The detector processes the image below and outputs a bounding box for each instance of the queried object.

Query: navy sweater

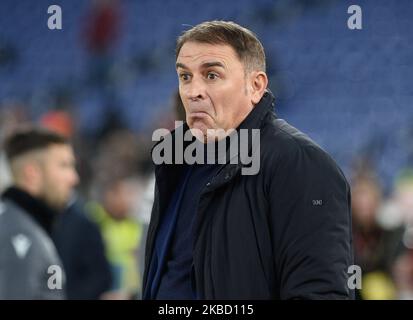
[148,161,220,299]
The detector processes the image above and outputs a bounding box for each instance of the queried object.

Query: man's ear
[25,162,40,182]
[18,159,42,192]
[249,71,268,105]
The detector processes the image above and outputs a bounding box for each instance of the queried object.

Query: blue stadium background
[0,0,412,191]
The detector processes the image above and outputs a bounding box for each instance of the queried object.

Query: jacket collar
[2,186,58,235]
[237,89,276,131]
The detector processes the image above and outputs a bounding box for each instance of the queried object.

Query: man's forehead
[47,143,70,151]
[176,42,239,68]
[46,144,74,158]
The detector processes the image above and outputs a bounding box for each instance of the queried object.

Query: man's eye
[207,72,218,80]
[179,73,190,81]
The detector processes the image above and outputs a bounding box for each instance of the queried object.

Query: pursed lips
[189,111,210,119]
[188,105,213,119]
[189,109,211,118]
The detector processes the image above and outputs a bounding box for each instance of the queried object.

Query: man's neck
[2,186,58,235]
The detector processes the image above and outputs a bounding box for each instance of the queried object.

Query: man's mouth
[189,111,210,118]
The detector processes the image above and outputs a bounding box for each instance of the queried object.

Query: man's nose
[185,77,206,100]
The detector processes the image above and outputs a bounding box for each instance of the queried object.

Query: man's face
[38,144,79,210]
[176,42,256,141]
[103,179,140,221]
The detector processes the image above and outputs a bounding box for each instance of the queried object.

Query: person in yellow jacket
[87,176,143,299]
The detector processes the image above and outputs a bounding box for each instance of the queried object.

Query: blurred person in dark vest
[0,126,78,299]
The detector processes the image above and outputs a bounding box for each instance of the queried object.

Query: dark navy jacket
[143,91,354,300]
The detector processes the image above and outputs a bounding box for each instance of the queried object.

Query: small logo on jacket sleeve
[11,234,32,259]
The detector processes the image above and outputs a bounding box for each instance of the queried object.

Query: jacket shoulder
[261,113,323,157]
[0,199,60,263]
[0,199,64,299]
[1,200,42,239]
[260,113,348,186]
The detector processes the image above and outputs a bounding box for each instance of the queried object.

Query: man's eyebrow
[175,61,226,70]
[176,62,188,70]
[200,61,226,69]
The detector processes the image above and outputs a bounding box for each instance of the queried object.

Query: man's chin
[190,123,234,142]
[47,198,68,212]
[190,127,207,142]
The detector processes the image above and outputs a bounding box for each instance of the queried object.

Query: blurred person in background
[85,128,148,299]
[40,112,113,299]
[351,168,404,300]
[82,0,121,107]
[0,127,78,299]
[52,197,113,299]
[0,105,29,193]
[390,169,413,299]
[87,175,143,299]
